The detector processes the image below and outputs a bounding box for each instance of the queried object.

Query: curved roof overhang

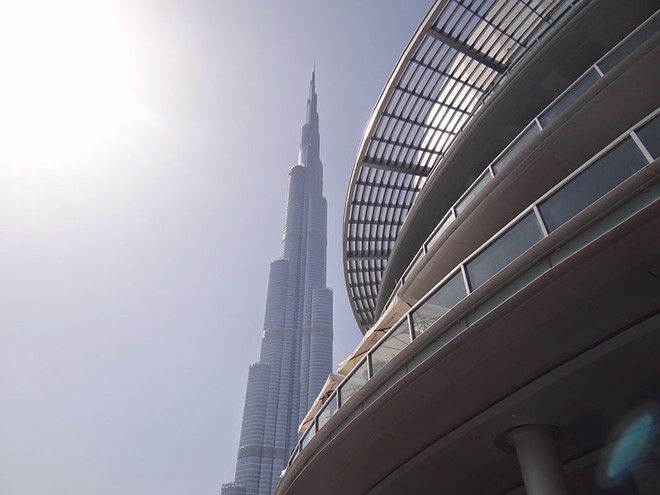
[343,0,584,332]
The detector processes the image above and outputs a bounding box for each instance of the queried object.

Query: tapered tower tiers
[222,72,333,495]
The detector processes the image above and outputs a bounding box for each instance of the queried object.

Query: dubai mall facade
[276,0,660,494]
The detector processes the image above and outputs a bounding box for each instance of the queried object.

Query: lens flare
[598,403,658,487]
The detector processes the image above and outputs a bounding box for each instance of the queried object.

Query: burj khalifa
[222,72,333,495]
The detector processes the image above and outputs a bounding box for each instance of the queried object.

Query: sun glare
[0,0,140,165]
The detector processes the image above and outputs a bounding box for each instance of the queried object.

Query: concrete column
[633,459,660,495]
[509,425,569,495]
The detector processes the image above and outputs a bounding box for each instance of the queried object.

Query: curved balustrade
[381,9,660,312]
[289,107,660,468]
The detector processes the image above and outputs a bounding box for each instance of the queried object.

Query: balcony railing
[288,106,660,469]
[382,9,660,313]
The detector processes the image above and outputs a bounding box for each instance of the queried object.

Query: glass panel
[406,248,426,278]
[338,359,369,405]
[288,444,300,465]
[492,122,540,173]
[466,212,543,289]
[539,138,647,232]
[598,13,660,74]
[636,114,660,159]
[455,169,492,215]
[426,210,455,250]
[317,394,338,429]
[369,320,411,376]
[412,271,467,335]
[538,69,601,128]
[301,422,315,449]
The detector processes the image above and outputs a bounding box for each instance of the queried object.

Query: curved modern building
[276,1,660,494]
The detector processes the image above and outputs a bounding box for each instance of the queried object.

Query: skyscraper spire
[222,74,333,495]
[301,70,320,170]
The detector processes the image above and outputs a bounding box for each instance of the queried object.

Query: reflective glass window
[539,69,601,128]
[636,114,660,159]
[455,169,492,215]
[317,394,338,429]
[492,122,540,173]
[539,138,647,232]
[369,320,411,376]
[301,422,315,448]
[338,359,369,405]
[466,212,543,289]
[598,14,660,74]
[412,271,467,335]
[426,210,455,250]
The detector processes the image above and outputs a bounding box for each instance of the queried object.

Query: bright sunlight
[0,0,140,164]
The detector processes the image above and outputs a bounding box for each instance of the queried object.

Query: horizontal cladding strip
[350,200,410,209]
[351,299,377,310]
[354,180,422,193]
[236,445,289,460]
[262,328,295,338]
[360,157,433,176]
[301,325,334,336]
[347,218,405,226]
[369,136,455,155]
[346,280,389,290]
[381,111,462,134]
[394,84,477,112]
[346,251,390,260]
[346,236,399,242]
[407,57,487,94]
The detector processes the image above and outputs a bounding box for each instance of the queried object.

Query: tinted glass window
[412,271,467,335]
[636,114,660,159]
[370,321,411,376]
[598,14,660,74]
[539,138,647,232]
[317,394,338,429]
[339,360,369,405]
[466,212,543,289]
[539,69,600,127]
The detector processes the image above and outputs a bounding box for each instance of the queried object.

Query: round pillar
[509,425,569,495]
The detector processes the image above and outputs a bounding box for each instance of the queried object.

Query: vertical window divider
[532,204,550,237]
[630,131,654,164]
[367,351,374,379]
[460,264,471,294]
[534,117,542,131]
[407,313,416,340]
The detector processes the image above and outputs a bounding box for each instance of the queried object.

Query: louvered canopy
[343,0,579,331]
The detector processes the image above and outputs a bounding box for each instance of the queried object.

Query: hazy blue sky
[0,1,433,493]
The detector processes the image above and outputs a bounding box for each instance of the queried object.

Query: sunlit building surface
[222,73,333,495]
[277,1,660,494]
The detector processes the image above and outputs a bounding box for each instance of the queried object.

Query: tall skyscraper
[222,72,333,495]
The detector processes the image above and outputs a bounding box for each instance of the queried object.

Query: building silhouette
[222,72,333,495]
[278,1,660,494]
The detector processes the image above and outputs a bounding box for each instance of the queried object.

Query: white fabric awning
[336,296,412,376]
[298,373,344,435]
